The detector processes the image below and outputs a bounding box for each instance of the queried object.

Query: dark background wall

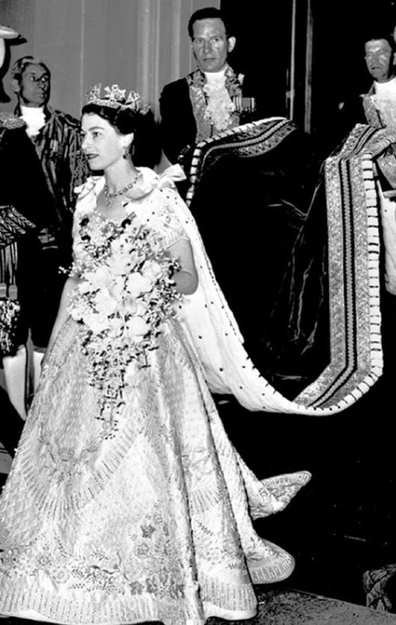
[221,0,293,116]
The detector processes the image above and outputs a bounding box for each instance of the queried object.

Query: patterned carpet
[2,588,396,625]
[208,587,396,625]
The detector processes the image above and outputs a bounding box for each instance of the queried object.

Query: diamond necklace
[103,172,142,207]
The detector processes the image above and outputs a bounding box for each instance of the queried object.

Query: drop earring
[122,144,129,159]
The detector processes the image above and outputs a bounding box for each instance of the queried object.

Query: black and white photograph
[1,1,396,623]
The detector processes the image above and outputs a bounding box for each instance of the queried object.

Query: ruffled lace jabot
[20,105,46,137]
[203,68,236,131]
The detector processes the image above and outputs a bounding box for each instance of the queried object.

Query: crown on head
[85,83,150,113]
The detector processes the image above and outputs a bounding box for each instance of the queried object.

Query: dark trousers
[16,233,67,350]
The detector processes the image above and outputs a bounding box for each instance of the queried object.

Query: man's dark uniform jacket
[159,69,286,166]
[0,112,52,246]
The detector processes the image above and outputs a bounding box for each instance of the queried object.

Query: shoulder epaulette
[0,112,25,130]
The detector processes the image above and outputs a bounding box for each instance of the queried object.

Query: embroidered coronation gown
[0,167,310,625]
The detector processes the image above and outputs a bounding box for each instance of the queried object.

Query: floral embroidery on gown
[0,167,310,625]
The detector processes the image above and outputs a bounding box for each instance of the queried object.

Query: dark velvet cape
[185,119,386,410]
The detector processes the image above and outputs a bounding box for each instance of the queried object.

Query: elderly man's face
[191,17,235,73]
[365,39,394,83]
[17,63,50,107]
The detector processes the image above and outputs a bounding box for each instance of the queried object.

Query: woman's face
[81,112,127,171]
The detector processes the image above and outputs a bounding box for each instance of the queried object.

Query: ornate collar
[187,66,244,137]
[187,65,244,97]
[0,111,25,129]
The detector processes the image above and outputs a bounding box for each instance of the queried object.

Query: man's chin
[198,60,224,73]
[370,69,386,79]
[31,98,48,107]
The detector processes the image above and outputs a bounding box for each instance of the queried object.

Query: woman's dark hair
[81,102,161,168]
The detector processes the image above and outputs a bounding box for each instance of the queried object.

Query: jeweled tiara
[85,83,150,113]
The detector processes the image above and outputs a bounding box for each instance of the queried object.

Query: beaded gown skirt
[0,316,309,625]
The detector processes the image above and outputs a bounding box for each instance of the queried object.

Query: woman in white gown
[0,84,313,625]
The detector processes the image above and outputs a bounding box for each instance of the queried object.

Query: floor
[234,587,396,624]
